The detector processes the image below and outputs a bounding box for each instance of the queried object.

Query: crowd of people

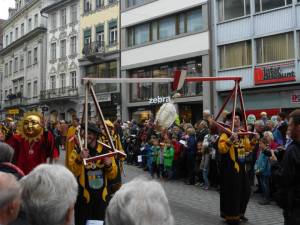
[0,108,300,225]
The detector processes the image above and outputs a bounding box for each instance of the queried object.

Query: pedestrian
[163,137,175,180]
[105,178,175,225]
[194,141,203,185]
[69,122,118,225]
[185,127,197,185]
[218,111,253,225]
[156,142,164,179]
[171,134,181,179]
[255,137,272,205]
[276,109,300,225]
[201,138,211,190]
[0,172,22,225]
[151,138,160,178]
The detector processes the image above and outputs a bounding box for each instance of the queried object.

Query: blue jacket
[186,135,197,155]
[255,150,271,177]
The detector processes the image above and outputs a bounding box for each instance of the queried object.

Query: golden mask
[18,111,44,142]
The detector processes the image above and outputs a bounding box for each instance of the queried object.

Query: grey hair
[20,164,78,225]
[0,172,22,209]
[264,131,274,141]
[255,120,265,127]
[0,142,14,163]
[106,178,175,225]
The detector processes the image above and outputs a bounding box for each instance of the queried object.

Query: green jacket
[164,146,175,168]
[152,146,160,165]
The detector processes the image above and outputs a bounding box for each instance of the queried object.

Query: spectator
[200,139,210,190]
[185,127,197,185]
[163,137,175,179]
[265,120,275,132]
[0,142,24,180]
[20,164,78,225]
[247,114,256,126]
[0,172,22,225]
[171,134,181,179]
[264,131,279,150]
[255,138,272,205]
[194,141,203,185]
[273,112,288,146]
[105,178,174,225]
[195,120,209,142]
[276,109,300,225]
[203,110,211,120]
[260,112,268,125]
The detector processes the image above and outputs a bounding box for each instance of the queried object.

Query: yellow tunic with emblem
[69,144,117,224]
[218,132,254,223]
[65,126,76,169]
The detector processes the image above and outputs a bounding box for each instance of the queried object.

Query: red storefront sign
[291,94,300,103]
[254,61,296,85]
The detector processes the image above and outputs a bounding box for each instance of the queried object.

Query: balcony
[40,87,79,101]
[3,95,28,108]
[82,41,106,58]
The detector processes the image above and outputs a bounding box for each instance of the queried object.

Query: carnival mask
[18,112,44,142]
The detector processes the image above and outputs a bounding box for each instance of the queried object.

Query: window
[96,25,104,46]
[96,0,104,9]
[108,0,116,4]
[219,41,252,70]
[21,23,24,36]
[15,27,18,40]
[51,13,57,29]
[28,18,32,31]
[34,14,38,28]
[6,35,8,46]
[50,76,56,89]
[5,90,8,100]
[256,33,294,64]
[71,5,77,22]
[61,9,67,26]
[83,29,91,46]
[14,85,18,94]
[27,82,31,98]
[9,61,12,75]
[187,8,202,33]
[33,81,38,97]
[5,63,8,77]
[71,71,77,88]
[127,7,203,47]
[20,84,24,96]
[14,57,18,72]
[60,73,66,88]
[10,32,13,43]
[70,36,77,54]
[127,0,144,7]
[33,47,38,64]
[51,43,56,60]
[20,55,24,70]
[84,0,91,13]
[109,20,118,45]
[218,0,250,22]
[255,0,292,12]
[128,23,150,46]
[27,50,32,66]
[60,40,66,58]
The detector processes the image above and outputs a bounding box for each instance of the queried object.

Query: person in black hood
[277,109,300,225]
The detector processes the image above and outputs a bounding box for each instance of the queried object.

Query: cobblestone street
[123,165,284,225]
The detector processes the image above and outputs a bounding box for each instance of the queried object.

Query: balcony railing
[3,97,28,108]
[40,87,78,101]
[82,41,105,57]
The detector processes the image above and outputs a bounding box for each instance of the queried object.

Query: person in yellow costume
[65,118,80,169]
[99,120,125,199]
[69,122,117,225]
[218,111,255,225]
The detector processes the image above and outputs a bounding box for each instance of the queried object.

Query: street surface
[123,165,283,225]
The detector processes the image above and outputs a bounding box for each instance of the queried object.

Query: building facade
[120,0,211,123]
[0,0,56,119]
[79,0,121,121]
[41,0,80,122]
[212,0,300,117]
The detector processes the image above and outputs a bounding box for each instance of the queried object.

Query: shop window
[219,40,252,70]
[256,33,294,64]
[255,0,292,13]
[218,0,250,22]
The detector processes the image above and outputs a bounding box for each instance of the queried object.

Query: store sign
[148,96,171,105]
[7,109,19,115]
[254,62,296,85]
[291,91,300,103]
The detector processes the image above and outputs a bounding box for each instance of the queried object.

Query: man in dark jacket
[277,109,300,225]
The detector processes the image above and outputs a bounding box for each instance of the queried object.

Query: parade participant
[69,122,117,225]
[99,120,125,198]
[0,172,22,225]
[7,111,59,175]
[65,118,80,169]
[0,123,9,142]
[218,111,253,225]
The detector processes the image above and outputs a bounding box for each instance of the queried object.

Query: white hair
[0,172,21,209]
[20,164,78,225]
[255,120,265,127]
[264,131,274,141]
[106,178,175,225]
[203,110,211,115]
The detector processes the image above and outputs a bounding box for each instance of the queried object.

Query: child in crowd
[156,142,165,179]
[255,137,272,205]
[200,139,210,190]
[163,137,175,180]
[194,141,203,185]
[151,138,160,178]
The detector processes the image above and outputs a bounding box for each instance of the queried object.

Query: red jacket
[172,140,181,161]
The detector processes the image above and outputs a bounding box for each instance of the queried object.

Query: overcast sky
[0,0,15,20]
